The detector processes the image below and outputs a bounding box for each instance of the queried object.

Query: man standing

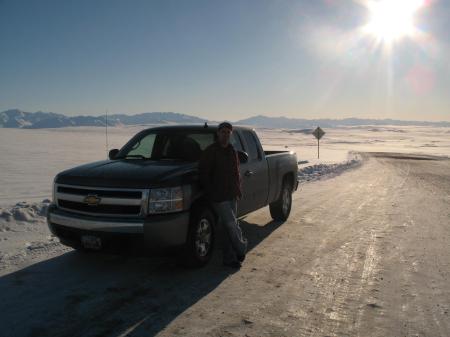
[199,122,248,268]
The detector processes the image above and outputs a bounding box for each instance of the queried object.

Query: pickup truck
[47,125,299,266]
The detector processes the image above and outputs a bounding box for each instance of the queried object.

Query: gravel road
[1,152,449,337]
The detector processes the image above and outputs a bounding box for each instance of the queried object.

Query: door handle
[244,170,254,177]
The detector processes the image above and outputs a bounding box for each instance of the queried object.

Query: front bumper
[47,204,190,251]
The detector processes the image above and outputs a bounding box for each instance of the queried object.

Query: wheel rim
[282,187,291,215]
[195,218,212,257]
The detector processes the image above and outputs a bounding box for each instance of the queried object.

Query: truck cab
[47,125,298,267]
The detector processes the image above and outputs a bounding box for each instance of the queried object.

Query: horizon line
[2,108,450,124]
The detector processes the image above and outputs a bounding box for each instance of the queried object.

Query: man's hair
[218,121,233,131]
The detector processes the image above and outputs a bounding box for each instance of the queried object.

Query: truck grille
[56,184,148,217]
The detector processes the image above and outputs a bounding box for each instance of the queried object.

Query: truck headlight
[148,186,184,214]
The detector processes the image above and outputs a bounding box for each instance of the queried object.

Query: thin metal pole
[105,109,109,159]
[317,138,320,159]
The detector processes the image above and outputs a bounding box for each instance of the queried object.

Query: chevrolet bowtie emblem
[84,195,101,206]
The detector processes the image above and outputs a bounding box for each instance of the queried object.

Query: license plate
[81,235,102,250]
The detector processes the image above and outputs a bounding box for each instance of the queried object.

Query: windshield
[116,131,216,162]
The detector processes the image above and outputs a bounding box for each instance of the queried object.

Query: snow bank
[298,156,362,184]
[0,199,68,274]
[0,199,50,225]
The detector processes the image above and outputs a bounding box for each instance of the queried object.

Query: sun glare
[364,0,424,42]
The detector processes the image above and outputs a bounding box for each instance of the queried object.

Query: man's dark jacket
[198,142,242,202]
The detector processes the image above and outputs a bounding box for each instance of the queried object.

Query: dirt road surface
[1,153,449,337]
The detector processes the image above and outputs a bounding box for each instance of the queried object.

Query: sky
[1,0,449,121]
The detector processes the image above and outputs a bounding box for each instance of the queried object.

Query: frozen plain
[1,124,449,207]
[0,124,449,273]
[0,125,450,337]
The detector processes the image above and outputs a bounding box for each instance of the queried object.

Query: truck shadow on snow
[0,216,284,337]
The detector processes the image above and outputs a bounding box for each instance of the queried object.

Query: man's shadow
[0,216,284,337]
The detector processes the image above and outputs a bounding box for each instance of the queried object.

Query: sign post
[312,127,325,159]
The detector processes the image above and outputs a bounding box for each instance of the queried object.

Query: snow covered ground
[258,125,450,165]
[0,125,449,274]
[1,124,449,206]
[259,125,450,183]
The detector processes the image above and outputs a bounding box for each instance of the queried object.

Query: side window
[242,131,260,161]
[159,133,215,161]
[128,134,156,158]
[230,132,244,152]
[189,133,215,150]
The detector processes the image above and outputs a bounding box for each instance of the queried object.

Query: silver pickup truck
[47,125,299,266]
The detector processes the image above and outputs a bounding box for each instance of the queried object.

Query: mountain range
[0,109,207,129]
[236,115,450,128]
[1,109,449,129]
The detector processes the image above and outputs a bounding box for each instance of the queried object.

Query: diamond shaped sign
[312,127,325,140]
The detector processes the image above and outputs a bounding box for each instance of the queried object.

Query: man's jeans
[212,199,248,263]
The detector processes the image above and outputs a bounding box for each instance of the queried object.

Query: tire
[181,207,215,268]
[269,179,292,221]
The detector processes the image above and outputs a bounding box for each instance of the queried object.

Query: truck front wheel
[181,207,215,268]
[269,180,292,221]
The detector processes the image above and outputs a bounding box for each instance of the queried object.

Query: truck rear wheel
[269,180,292,221]
[181,207,215,268]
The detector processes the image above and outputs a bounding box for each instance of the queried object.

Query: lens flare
[364,0,424,42]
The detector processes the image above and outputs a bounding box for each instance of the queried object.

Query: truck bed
[264,150,298,205]
[264,150,293,156]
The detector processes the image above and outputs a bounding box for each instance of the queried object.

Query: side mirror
[109,149,119,160]
[237,151,249,163]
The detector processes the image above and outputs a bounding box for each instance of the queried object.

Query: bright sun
[364,0,424,42]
